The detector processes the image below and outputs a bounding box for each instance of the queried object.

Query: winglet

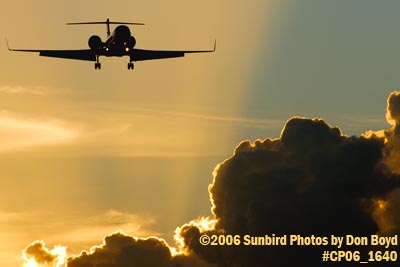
[5,38,11,51]
[213,39,216,52]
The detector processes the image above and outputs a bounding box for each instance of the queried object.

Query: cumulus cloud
[21,92,400,267]
[386,91,400,129]
[66,232,172,267]
[384,91,400,174]
[22,240,66,267]
[26,232,215,267]
[178,93,400,266]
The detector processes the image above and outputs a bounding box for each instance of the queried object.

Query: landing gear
[128,62,134,70]
[94,55,101,70]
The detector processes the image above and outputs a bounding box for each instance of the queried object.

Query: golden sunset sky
[1,1,400,266]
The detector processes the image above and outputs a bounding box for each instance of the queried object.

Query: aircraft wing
[7,43,96,61]
[130,41,216,62]
[39,49,96,61]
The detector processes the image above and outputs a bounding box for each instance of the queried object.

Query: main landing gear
[93,56,135,70]
[94,55,101,70]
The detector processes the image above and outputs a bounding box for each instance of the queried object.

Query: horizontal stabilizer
[67,18,144,36]
[67,19,144,26]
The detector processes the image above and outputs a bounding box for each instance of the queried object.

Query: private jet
[7,18,215,70]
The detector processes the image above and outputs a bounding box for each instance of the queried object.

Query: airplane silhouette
[7,18,215,70]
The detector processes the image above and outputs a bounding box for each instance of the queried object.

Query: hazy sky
[1,1,400,266]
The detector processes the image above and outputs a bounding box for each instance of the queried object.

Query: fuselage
[96,25,136,57]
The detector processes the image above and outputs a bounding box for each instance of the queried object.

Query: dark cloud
[22,240,65,267]
[22,92,400,267]
[209,117,397,233]
[66,232,172,267]
[387,91,400,133]
[385,91,400,173]
[65,231,215,267]
[179,94,400,266]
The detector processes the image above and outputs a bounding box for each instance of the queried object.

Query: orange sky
[0,1,288,266]
[3,1,400,266]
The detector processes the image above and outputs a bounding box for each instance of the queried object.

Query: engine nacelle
[88,35,103,50]
[126,36,136,49]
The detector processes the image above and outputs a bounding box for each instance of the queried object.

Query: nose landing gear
[128,62,134,70]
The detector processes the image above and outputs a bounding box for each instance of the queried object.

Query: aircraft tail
[67,18,144,36]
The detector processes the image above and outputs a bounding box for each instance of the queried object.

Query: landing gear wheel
[94,63,101,70]
[128,62,134,70]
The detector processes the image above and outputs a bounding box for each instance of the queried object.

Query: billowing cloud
[384,91,400,173]
[26,232,216,267]
[66,232,172,267]
[21,92,400,267]
[178,93,400,266]
[22,240,66,267]
[386,91,400,129]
